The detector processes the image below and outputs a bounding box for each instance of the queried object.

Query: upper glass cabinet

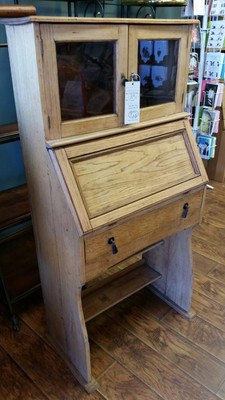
[39,20,194,140]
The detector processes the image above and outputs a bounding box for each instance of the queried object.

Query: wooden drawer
[84,189,204,282]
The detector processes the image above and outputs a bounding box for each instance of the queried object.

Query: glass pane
[56,41,115,121]
[138,39,179,108]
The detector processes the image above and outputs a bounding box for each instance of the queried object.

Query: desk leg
[144,228,195,319]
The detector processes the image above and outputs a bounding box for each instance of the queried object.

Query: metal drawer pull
[182,203,189,218]
[108,237,118,254]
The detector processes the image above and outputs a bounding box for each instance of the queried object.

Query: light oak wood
[70,133,196,218]
[1,16,199,25]
[3,17,207,392]
[46,111,191,148]
[6,22,93,390]
[84,190,204,281]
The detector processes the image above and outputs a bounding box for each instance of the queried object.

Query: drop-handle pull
[108,237,118,254]
[182,202,189,218]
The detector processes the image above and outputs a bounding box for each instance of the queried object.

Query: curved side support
[144,228,194,318]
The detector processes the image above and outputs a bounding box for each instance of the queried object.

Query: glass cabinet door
[56,41,115,121]
[40,24,128,140]
[129,24,192,123]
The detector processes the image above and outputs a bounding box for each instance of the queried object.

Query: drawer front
[84,190,204,282]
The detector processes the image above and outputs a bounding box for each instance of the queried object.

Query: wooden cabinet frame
[38,19,193,140]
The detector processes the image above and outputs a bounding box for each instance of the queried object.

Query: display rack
[186,0,225,178]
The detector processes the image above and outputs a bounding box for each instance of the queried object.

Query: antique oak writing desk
[2,15,208,392]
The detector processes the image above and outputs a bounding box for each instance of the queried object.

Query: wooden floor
[1,180,225,399]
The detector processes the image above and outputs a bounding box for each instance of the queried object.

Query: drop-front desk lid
[50,119,208,233]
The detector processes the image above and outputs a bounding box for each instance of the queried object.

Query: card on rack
[197,134,216,159]
[204,109,220,134]
[188,52,199,80]
[203,82,219,108]
[185,82,198,124]
[204,52,224,79]
[215,83,224,107]
[207,20,225,49]
[210,0,225,16]
[199,107,215,135]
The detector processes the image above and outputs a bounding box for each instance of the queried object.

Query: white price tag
[193,0,205,16]
[124,80,140,125]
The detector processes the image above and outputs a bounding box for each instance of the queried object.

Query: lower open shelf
[82,259,161,322]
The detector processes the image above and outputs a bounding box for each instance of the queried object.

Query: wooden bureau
[1,15,208,392]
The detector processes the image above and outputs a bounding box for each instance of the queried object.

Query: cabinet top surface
[1,16,198,26]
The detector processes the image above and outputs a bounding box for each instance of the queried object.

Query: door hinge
[187,35,190,49]
[47,116,51,129]
[40,38,44,57]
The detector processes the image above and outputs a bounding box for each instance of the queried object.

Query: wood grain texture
[88,313,219,400]
[72,132,196,218]
[1,180,225,399]
[163,311,225,363]
[106,297,225,393]
[84,191,203,281]
[1,16,198,25]
[0,313,94,400]
[0,351,47,400]
[97,362,163,400]
[6,22,92,387]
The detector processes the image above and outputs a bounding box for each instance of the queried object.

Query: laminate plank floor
[1,180,225,399]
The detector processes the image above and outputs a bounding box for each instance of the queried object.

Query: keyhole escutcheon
[108,237,118,254]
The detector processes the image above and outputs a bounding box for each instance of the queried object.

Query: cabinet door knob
[108,237,118,254]
[121,77,128,86]
[182,203,189,218]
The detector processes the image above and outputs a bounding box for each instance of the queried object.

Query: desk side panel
[5,22,93,388]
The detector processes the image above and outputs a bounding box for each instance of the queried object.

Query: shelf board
[0,185,31,231]
[82,260,161,322]
[0,225,40,300]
